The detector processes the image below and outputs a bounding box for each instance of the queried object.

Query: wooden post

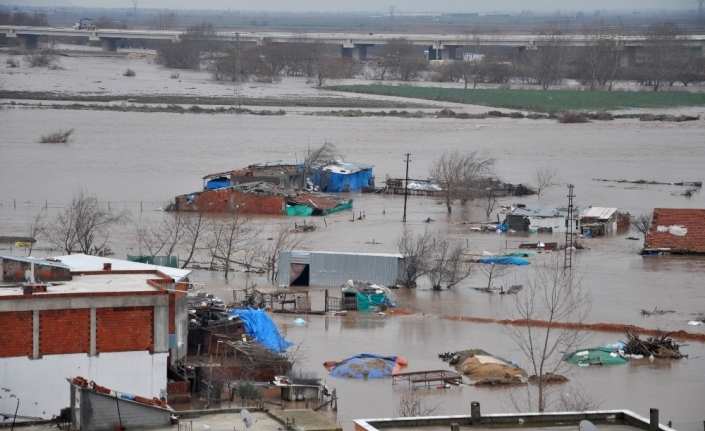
[324,289,329,312]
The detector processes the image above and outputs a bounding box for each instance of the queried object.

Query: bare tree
[376,38,418,80]
[483,187,498,219]
[531,23,570,90]
[156,21,220,69]
[45,189,129,255]
[630,213,653,237]
[503,255,591,412]
[153,10,178,30]
[396,227,437,288]
[25,210,46,256]
[429,149,496,214]
[534,165,560,197]
[23,41,58,68]
[580,21,624,91]
[257,222,308,283]
[180,210,208,269]
[305,43,349,86]
[397,391,441,417]
[477,260,509,290]
[135,213,186,258]
[427,237,472,290]
[642,22,688,91]
[208,212,256,278]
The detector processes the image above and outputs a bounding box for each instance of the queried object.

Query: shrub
[6,58,19,68]
[123,68,136,77]
[169,71,180,79]
[508,111,525,118]
[558,111,589,123]
[23,47,57,68]
[40,128,74,143]
[487,110,508,117]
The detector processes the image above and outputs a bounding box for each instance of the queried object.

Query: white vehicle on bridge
[73,18,97,31]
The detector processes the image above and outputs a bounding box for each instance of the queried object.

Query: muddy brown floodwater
[1,53,704,431]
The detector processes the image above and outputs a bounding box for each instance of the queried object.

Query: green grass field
[326,85,705,113]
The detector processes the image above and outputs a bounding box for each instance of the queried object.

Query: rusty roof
[644,208,705,254]
[288,193,349,211]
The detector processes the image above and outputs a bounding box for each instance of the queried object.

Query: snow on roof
[0,254,70,269]
[52,254,191,282]
[319,161,373,174]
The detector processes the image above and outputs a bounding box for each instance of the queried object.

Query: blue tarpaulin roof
[323,354,407,379]
[227,308,293,353]
[478,257,530,265]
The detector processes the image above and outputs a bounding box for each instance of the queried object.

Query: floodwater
[1,53,705,430]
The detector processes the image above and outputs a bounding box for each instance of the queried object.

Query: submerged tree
[396,227,437,288]
[135,213,186,258]
[257,222,308,283]
[630,213,653,237]
[427,237,473,290]
[503,255,591,412]
[534,165,560,197]
[397,391,441,417]
[45,189,129,255]
[429,149,496,214]
[25,209,46,256]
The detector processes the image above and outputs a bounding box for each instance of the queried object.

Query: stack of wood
[623,330,686,359]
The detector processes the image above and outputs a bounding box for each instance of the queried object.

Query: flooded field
[1,53,705,430]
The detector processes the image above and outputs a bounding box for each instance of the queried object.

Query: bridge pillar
[438,47,456,61]
[100,38,119,52]
[620,46,637,68]
[18,35,38,50]
[341,43,368,61]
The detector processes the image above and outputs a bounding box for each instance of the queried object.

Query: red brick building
[0,254,192,422]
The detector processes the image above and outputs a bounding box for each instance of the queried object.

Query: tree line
[151,20,704,91]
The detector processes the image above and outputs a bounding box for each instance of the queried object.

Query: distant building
[0,254,191,421]
[643,208,705,255]
[277,250,404,287]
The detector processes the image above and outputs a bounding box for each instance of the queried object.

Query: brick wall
[39,309,90,355]
[96,307,154,353]
[0,311,33,357]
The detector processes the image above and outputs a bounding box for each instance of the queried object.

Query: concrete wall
[527,216,567,233]
[0,351,168,420]
[74,385,172,431]
[277,251,404,287]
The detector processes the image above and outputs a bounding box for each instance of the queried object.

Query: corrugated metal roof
[52,254,192,282]
[580,207,618,219]
[301,250,404,258]
[511,205,562,218]
[0,255,70,269]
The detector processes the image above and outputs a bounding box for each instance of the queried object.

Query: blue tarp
[227,308,293,353]
[205,179,230,190]
[314,168,373,192]
[324,354,407,379]
[478,257,530,265]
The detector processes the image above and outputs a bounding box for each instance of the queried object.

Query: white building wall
[527,216,567,233]
[0,351,167,420]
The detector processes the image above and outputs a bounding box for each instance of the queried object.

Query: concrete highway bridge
[1,25,704,60]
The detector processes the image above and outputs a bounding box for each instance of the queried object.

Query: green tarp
[127,255,179,268]
[286,205,314,216]
[355,293,387,312]
[565,347,628,366]
[323,200,353,215]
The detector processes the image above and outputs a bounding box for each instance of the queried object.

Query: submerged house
[643,208,705,255]
[202,160,374,193]
[578,207,630,236]
[173,181,353,216]
[505,205,627,235]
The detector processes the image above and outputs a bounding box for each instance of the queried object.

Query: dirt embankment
[438,315,705,342]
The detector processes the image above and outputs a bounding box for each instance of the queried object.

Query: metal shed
[277,250,404,287]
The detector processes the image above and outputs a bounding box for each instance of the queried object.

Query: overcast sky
[9,0,694,13]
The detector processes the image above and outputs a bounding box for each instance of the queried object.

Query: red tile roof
[644,208,705,254]
[289,194,345,211]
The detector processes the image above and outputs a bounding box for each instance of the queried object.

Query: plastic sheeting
[323,354,407,379]
[478,257,530,266]
[205,179,230,190]
[127,255,178,268]
[286,205,314,216]
[315,169,373,192]
[355,293,388,312]
[565,348,628,366]
[227,308,293,353]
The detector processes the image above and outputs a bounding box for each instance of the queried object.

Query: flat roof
[0,273,162,297]
[0,254,71,270]
[52,254,191,282]
[292,250,403,258]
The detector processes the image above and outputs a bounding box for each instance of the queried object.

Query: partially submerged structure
[202,159,374,193]
[505,204,628,235]
[277,251,405,287]
[643,208,705,255]
[173,181,353,216]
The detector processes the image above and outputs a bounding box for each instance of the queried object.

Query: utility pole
[402,153,411,222]
[564,184,575,269]
[389,6,396,31]
[132,0,138,25]
[234,32,243,110]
